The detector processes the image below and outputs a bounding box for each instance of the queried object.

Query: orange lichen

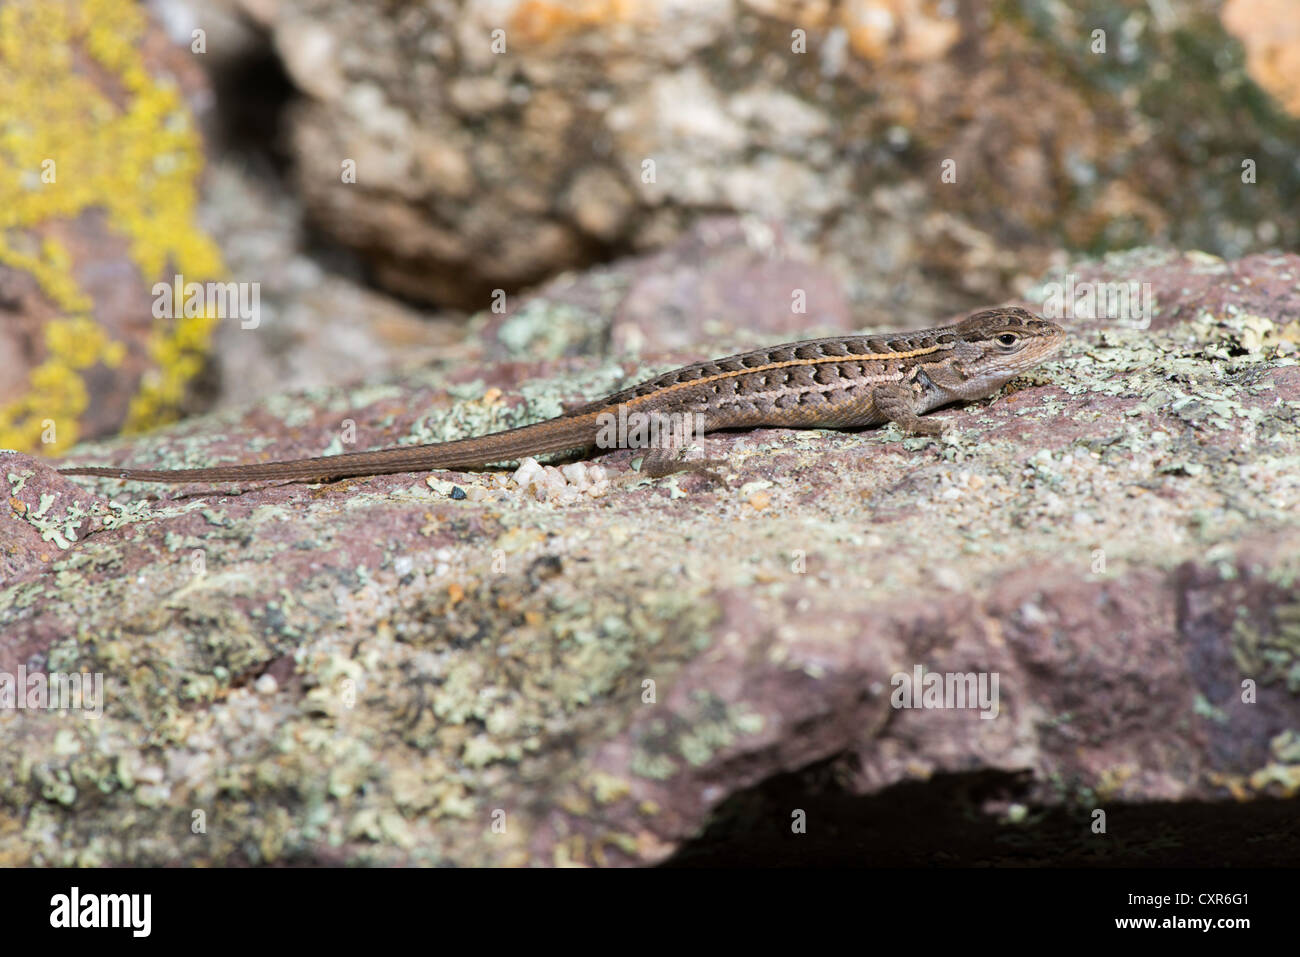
[1223,0,1300,117]
[510,0,634,45]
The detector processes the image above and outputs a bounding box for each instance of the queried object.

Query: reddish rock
[1,250,1298,866]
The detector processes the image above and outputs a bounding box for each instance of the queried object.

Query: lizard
[58,306,1066,487]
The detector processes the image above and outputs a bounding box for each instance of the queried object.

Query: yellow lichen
[0,313,126,452]
[0,0,223,453]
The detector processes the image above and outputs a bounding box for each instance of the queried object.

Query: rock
[2,250,1299,865]
[479,217,854,361]
[196,161,469,412]
[131,0,476,419]
[0,0,457,458]
[0,0,225,455]
[240,0,1300,320]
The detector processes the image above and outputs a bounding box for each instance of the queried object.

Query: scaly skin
[59,307,1066,486]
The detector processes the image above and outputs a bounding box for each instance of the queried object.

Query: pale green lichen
[6,265,1300,865]
[102,499,152,530]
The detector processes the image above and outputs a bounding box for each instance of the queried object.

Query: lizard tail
[58,411,604,484]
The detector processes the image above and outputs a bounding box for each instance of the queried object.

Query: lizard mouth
[1023,340,1065,367]
[1030,322,1068,357]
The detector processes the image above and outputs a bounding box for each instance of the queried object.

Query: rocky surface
[2,248,1298,866]
[226,0,1300,320]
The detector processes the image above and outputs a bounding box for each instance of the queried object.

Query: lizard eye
[995,333,1020,348]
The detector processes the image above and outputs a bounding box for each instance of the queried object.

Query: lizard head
[948,307,1067,394]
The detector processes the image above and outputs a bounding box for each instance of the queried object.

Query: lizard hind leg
[625,407,728,480]
[639,445,728,481]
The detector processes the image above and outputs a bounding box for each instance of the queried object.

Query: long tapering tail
[58,411,604,484]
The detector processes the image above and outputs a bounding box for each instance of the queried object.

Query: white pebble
[561,463,590,489]
[512,457,544,489]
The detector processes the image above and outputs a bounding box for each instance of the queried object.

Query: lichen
[0,0,223,453]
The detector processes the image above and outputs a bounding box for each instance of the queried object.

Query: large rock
[2,249,1298,865]
[233,0,1300,321]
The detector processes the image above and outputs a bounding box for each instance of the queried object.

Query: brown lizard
[59,307,1066,487]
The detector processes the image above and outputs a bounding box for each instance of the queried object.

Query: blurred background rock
[4,0,1300,453]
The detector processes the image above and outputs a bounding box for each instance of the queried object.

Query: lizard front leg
[870,383,946,437]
